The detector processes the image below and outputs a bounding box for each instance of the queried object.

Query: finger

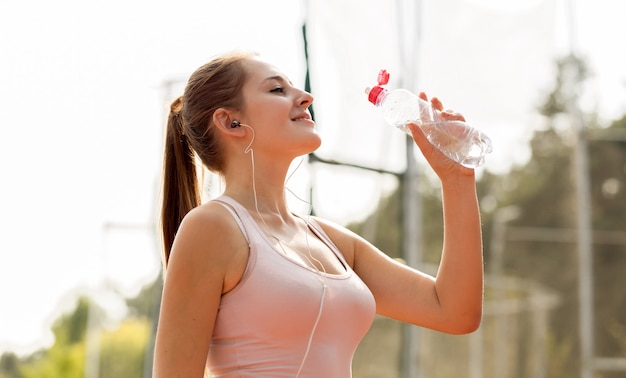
[441,110,466,122]
[418,92,428,101]
[407,122,427,145]
[431,97,444,111]
[407,121,434,152]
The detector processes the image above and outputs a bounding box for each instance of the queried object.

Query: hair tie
[170,96,184,120]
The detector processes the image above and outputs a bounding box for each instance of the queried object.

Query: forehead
[243,57,291,86]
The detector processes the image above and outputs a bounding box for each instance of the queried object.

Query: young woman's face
[239,57,321,157]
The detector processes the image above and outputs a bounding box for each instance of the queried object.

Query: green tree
[484,55,626,377]
[53,297,90,346]
[18,297,90,378]
[1,283,160,378]
[0,352,23,378]
[20,345,84,378]
[99,318,151,378]
[126,275,162,319]
[587,114,626,364]
[486,55,584,377]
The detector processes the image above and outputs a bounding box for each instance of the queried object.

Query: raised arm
[426,162,483,333]
[317,171,482,335]
[403,95,483,332]
[316,97,483,334]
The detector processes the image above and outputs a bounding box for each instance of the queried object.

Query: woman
[153,51,483,377]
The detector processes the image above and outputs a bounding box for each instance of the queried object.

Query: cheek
[250,100,291,122]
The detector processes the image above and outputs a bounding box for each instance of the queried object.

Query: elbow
[445,307,483,335]
[457,313,483,334]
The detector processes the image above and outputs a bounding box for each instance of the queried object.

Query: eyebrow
[262,75,293,86]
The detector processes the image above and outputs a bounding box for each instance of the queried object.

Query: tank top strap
[211,195,255,244]
[214,196,350,272]
[303,217,351,271]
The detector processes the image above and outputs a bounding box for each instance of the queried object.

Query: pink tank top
[207,196,376,377]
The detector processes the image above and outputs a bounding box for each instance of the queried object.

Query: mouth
[292,115,310,121]
[291,114,314,123]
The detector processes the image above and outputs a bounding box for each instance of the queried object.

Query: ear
[213,108,245,136]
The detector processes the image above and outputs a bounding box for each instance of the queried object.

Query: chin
[308,134,322,151]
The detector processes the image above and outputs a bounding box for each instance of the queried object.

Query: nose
[296,89,314,108]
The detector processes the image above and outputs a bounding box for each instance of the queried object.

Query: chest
[217,239,376,343]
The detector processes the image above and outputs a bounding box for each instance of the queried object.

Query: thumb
[407,121,441,163]
[407,122,429,149]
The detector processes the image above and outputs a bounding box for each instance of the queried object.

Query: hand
[407,92,475,178]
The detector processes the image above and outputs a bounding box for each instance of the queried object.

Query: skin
[153,57,483,377]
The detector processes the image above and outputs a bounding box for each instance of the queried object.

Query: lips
[291,113,312,122]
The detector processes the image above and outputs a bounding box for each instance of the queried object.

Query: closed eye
[270,87,285,94]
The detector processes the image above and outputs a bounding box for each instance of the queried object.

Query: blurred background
[1,0,625,377]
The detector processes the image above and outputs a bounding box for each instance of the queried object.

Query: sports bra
[206,196,376,377]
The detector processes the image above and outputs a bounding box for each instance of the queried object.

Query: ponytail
[160,96,201,267]
[159,51,256,268]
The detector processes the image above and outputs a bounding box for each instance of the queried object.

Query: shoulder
[176,200,242,242]
[173,201,244,254]
[166,200,249,292]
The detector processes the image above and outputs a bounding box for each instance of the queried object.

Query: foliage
[588,115,626,361]
[481,58,626,376]
[99,319,151,378]
[14,297,90,378]
[0,353,22,378]
[52,297,90,346]
[538,54,589,116]
[346,171,445,265]
[20,344,84,378]
[125,276,162,319]
[0,293,156,378]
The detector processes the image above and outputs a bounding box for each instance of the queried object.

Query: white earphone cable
[239,124,327,377]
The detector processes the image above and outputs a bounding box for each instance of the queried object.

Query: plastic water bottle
[366,69,492,168]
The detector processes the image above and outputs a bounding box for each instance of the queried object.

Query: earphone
[230,121,254,154]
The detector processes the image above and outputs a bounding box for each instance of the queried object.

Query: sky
[0,0,625,356]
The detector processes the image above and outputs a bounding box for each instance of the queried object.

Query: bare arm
[317,181,483,335]
[408,96,484,332]
[153,203,248,377]
[316,99,483,334]
[430,171,483,333]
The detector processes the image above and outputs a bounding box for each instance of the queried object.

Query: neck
[227,186,291,218]
[223,166,294,223]
[222,145,308,223]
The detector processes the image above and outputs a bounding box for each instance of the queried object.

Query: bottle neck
[367,86,387,106]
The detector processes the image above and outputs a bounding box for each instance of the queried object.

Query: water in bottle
[366,69,492,168]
